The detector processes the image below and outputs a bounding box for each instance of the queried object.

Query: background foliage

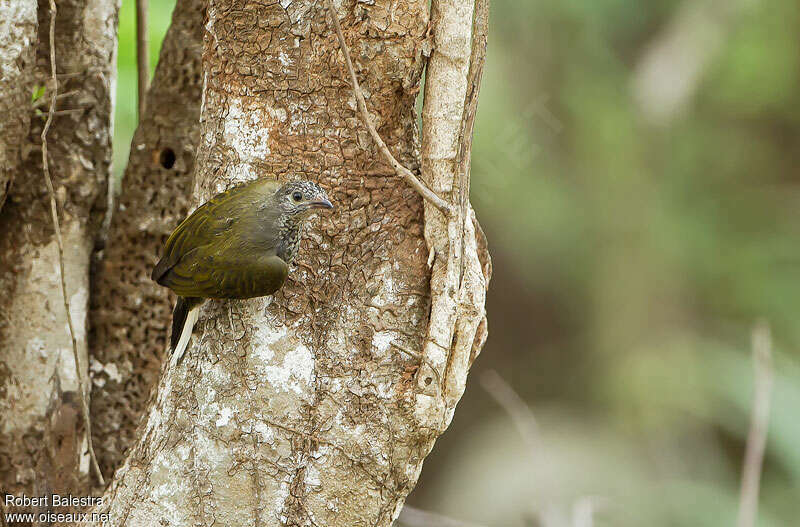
[114,1,800,525]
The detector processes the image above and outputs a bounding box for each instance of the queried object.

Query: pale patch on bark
[82,0,120,52]
[0,0,119,498]
[0,221,91,451]
[372,331,395,356]
[90,0,488,525]
[0,0,37,211]
[222,97,273,159]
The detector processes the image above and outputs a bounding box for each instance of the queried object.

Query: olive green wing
[152,180,279,284]
[157,239,289,299]
[151,211,234,284]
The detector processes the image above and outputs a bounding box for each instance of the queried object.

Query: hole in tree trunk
[159,148,176,169]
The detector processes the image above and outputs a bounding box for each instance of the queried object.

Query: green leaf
[31,85,46,104]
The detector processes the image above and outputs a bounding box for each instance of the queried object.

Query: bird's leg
[228,302,235,334]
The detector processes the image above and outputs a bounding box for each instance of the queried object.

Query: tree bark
[0,0,119,501]
[88,0,205,478]
[88,0,488,525]
[420,0,489,429]
[0,0,37,212]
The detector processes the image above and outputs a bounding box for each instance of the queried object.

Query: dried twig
[323,0,451,215]
[35,108,85,117]
[32,89,79,108]
[136,0,149,117]
[398,505,487,527]
[737,321,773,527]
[480,369,538,449]
[41,0,104,487]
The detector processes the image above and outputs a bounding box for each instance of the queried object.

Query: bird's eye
[292,191,303,202]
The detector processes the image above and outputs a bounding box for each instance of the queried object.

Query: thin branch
[456,0,489,282]
[323,0,452,215]
[41,0,104,487]
[35,108,86,117]
[56,69,98,80]
[737,321,773,527]
[136,0,149,117]
[458,0,490,190]
[480,369,538,449]
[32,89,79,108]
[398,505,487,527]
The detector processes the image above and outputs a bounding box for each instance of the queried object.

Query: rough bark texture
[420,0,489,430]
[0,0,119,501]
[89,0,205,478]
[0,0,37,212]
[91,0,449,525]
[85,0,489,525]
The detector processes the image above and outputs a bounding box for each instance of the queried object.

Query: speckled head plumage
[273,180,333,265]
[274,180,333,218]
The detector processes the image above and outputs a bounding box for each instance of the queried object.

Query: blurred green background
[115,1,800,525]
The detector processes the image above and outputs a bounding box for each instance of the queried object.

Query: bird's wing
[157,238,289,299]
[152,181,279,283]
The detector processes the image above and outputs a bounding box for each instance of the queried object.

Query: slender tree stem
[136,0,149,117]
[480,369,538,449]
[456,0,490,280]
[737,322,773,527]
[42,0,104,487]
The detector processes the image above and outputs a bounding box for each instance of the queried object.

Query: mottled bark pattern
[0,0,119,500]
[0,0,37,212]
[419,0,488,431]
[95,1,440,525]
[88,0,205,477]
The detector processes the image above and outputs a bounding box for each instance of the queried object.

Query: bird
[151,178,333,365]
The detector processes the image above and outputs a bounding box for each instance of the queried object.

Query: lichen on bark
[0,0,119,500]
[95,0,440,525]
[0,0,37,212]
[86,0,490,525]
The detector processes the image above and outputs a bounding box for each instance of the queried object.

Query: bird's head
[276,181,334,218]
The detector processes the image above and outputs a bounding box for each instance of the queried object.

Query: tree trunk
[0,0,37,212]
[0,0,119,501]
[88,0,489,525]
[88,0,205,478]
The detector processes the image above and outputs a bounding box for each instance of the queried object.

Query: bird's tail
[170,296,203,366]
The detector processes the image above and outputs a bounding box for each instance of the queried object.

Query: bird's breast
[276,223,302,264]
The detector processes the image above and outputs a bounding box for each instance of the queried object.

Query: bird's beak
[309,197,334,210]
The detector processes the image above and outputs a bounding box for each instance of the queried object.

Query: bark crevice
[82,0,489,525]
[0,0,119,500]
